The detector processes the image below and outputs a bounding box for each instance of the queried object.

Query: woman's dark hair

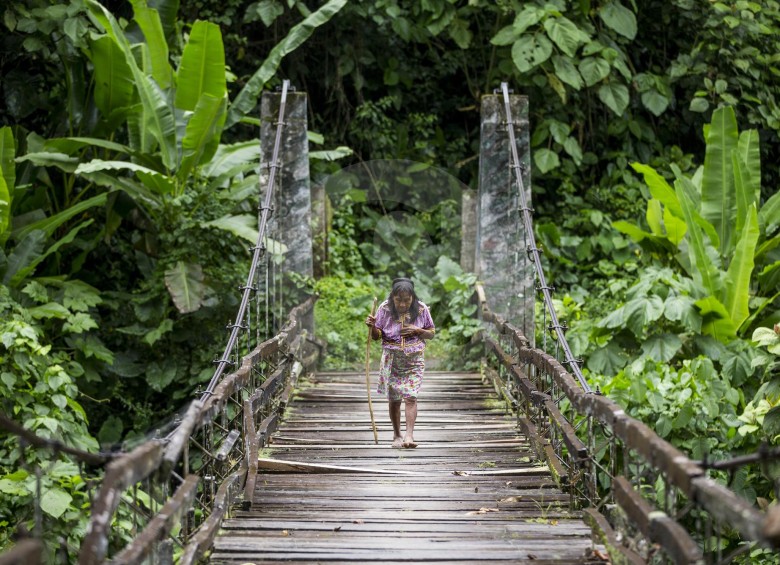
[388,278,420,322]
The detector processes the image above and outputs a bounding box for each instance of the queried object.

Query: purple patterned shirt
[374,300,435,353]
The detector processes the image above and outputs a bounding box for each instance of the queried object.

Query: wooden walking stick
[365,297,379,445]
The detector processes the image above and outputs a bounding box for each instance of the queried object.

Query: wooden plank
[583,508,645,565]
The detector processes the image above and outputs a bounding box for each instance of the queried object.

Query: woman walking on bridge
[365,278,435,448]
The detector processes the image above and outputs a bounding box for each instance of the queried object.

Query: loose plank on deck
[211,371,597,563]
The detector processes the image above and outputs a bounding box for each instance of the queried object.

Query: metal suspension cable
[500,82,591,393]
[202,80,291,398]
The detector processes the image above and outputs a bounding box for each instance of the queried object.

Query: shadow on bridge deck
[211,371,602,563]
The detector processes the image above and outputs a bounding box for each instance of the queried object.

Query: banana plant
[615,106,780,341]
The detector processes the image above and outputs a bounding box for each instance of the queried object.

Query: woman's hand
[401,324,421,336]
[365,315,376,327]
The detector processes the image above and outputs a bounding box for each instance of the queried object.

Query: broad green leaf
[663,206,687,245]
[733,152,753,239]
[245,0,285,26]
[646,199,664,236]
[759,190,780,236]
[763,406,780,438]
[490,24,518,46]
[533,148,559,174]
[144,318,173,346]
[552,55,583,90]
[75,169,162,210]
[10,221,95,287]
[701,106,738,256]
[562,137,582,164]
[0,175,9,244]
[16,152,79,173]
[512,5,544,36]
[203,141,261,178]
[202,214,258,243]
[2,230,45,286]
[227,0,347,128]
[0,127,16,194]
[641,333,682,362]
[511,34,553,74]
[623,296,664,335]
[12,193,108,241]
[310,146,353,161]
[641,89,669,117]
[737,129,761,206]
[752,327,780,348]
[44,137,131,156]
[98,415,123,446]
[676,177,722,296]
[543,16,589,57]
[130,0,172,88]
[164,261,206,314]
[631,163,683,218]
[178,94,227,182]
[64,312,99,334]
[40,487,72,519]
[599,1,637,40]
[148,0,179,42]
[86,0,177,169]
[174,21,226,112]
[89,36,134,128]
[724,204,758,331]
[76,160,174,195]
[578,57,610,87]
[597,82,629,116]
[696,295,737,342]
[663,295,702,333]
[587,341,628,376]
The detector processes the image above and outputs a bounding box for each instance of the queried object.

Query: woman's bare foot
[402,435,417,448]
[392,436,403,448]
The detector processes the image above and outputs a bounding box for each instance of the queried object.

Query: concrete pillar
[460,189,476,273]
[259,90,313,331]
[476,93,534,343]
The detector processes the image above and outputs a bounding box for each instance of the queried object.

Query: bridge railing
[76,295,321,564]
[477,283,780,563]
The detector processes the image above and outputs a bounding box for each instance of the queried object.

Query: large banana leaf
[631,162,682,218]
[202,141,261,178]
[737,128,761,204]
[759,190,780,236]
[75,168,162,210]
[226,0,348,128]
[164,261,206,314]
[733,152,754,239]
[129,0,172,89]
[175,21,226,112]
[44,137,132,156]
[76,160,175,195]
[724,204,759,332]
[676,176,723,297]
[2,230,45,285]
[9,221,94,287]
[695,295,737,342]
[177,94,227,184]
[0,127,16,192]
[701,106,738,256]
[148,0,179,44]
[202,214,258,243]
[0,175,10,244]
[87,0,177,170]
[13,193,109,241]
[89,35,135,128]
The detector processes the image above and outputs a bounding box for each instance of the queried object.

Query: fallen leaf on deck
[352,519,364,524]
[499,496,522,503]
[333,526,342,532]
[474,487,479,493]
[466,507,500,515]
[453,470,468,476]
[550,520,558,526]
[591,548,610,561]
[527,554,537,560]
[281,530,290,536]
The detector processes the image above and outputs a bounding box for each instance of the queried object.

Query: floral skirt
[377,348,425,401]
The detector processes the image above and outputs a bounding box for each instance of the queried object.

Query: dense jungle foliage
[1,0,779,560]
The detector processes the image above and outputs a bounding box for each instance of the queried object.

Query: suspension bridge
[1,81,779,564]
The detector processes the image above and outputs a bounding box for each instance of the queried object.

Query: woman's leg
[403,398,417,447]
[389,400,403,447]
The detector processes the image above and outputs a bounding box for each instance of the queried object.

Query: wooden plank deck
[211,371,598,563]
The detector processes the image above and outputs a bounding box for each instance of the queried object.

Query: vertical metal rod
[203,80,291,397]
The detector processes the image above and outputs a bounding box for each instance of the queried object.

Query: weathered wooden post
[259,89,314,332]
[476,92,535,343]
